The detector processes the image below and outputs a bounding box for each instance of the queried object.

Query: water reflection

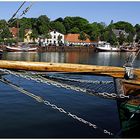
[2,52,39,62]
[2,51,140,68]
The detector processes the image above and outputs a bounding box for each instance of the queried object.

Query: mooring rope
[0,77,114,137]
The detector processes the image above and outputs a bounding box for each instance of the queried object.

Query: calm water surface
[0,51,139,138]
[2,51,140,67]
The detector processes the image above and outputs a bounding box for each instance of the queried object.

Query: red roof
[9,27,19,37]
[64,34,91,43]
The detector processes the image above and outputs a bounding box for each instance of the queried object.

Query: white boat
[6,45,37,52]
[96,41,120,52]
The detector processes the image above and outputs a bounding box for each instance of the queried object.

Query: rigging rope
[8,1,26,23]
[8,2,34,25]
[131,49,140,65]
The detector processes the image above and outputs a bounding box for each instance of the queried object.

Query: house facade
[24,29,33,43]
[9,27,19,38]
[42,31,64,46]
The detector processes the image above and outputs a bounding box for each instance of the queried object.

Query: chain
[0,77,114,137]
[46,75,114,84]
[0,69,130,100]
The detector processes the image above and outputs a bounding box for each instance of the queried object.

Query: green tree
[101,29,118,46]
[135,24,140,43]
[78,32,87,43]
[0,20,12,39]
[63,16,89,33]
[50,21,66,34]
[69,27,80,33]
[113,21,135,33]
[126,32,134,44]
[36,15,50,35]
[118,33,126,45]
[30,29,38,42]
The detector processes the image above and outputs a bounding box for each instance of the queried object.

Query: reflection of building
[64,33,92,46]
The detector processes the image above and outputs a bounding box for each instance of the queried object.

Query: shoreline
[0,45,96,52]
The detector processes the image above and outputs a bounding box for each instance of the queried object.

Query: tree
[63,16,89,33]
[54,17,64,23]
[30,29,38,42]
[113,21,135,33]
[100,29,118,46]
[135,24,140,43]
[0,20,12,39]
[118,33,126,45]
[36,15,50,35]
[126,32,134,44]
[50,21,66,34]
[78,32,87,43]
[69,27,80,33]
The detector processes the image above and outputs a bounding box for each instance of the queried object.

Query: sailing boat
[6,2,37,52]
[6,44,37,52]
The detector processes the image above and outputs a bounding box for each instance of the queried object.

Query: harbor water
[0,51,139,138]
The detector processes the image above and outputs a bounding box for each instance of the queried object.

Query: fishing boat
[6,45,37,52]
[5,1,37,52]
[96,41,120,52]
[120,47,139,52]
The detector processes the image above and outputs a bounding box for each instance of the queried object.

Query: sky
[0,1,140,26]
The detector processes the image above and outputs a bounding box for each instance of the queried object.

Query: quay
[0,45,95,52]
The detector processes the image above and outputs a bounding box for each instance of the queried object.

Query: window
[54,35,56,39]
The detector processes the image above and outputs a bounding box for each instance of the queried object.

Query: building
[64,33,92,46]
[9,27,19,38]
[43,31,64,46]
[112,29,129,38]
[24,29,33,43]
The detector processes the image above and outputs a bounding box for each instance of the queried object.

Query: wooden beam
[0,60,139,80]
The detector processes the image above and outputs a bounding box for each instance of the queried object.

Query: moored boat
[6,45,37,52]
[96,41,120,52]
[120,46,139,52]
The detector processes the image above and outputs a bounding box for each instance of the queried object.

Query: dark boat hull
[116,79,140,138]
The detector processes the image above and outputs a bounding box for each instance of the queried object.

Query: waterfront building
[64,33,92,46]
[43,31,64,46]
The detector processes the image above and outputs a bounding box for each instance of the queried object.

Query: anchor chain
[0,69,129,99]
[46,74,114,84]
[0,77,114,137]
